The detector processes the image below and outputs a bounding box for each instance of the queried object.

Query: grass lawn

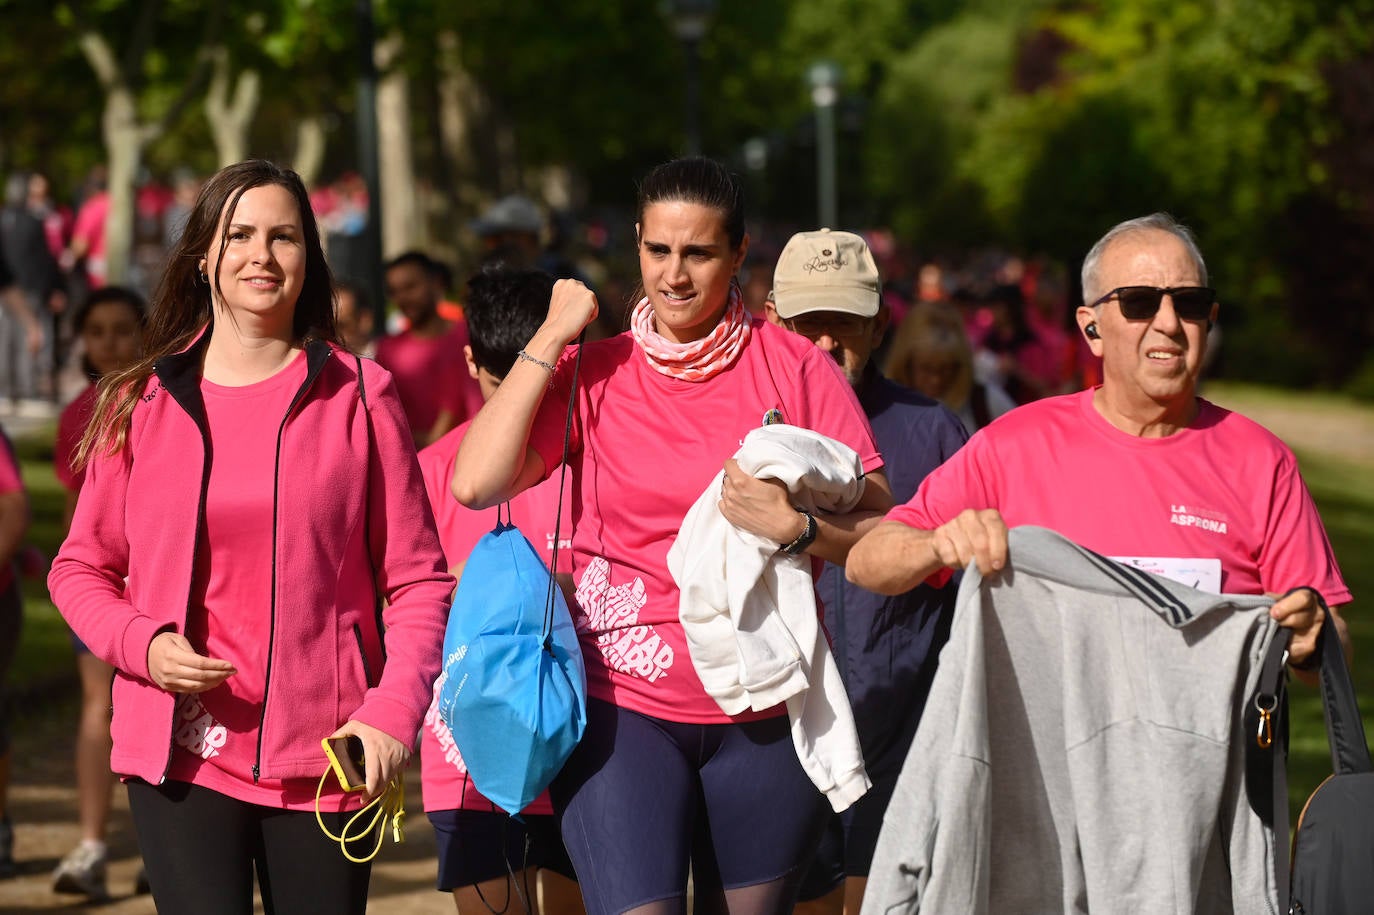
[1203,383,1374,809]
[4,383,1372,818]
[6,422,72,694]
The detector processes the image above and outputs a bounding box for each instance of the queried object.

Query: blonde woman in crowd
[885,301,1016,435]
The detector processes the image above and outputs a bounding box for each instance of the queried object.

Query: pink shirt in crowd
[0,430,22,593]
[417,420,572,816]
[374,325,482,439]
[527,320,883,725]
[887,389,1350,606]
[55,384,97,493]
[71,191,109,288]
[162,355,347,810]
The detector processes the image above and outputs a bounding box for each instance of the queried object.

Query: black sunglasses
[1089,285,1216,321]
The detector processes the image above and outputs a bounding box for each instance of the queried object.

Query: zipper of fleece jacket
[160,408,214,783]
[252,359,325,783]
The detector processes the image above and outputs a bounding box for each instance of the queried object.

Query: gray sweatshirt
[862,526,1283,915]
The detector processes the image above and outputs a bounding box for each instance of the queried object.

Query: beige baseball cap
[771,228,881,319]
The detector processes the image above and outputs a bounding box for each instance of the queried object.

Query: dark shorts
[428,809,576,891]
[796,770,900,900]
[551,698,830,914]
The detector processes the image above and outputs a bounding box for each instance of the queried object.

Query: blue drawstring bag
[438,337,587,816]
[437,516,587,815]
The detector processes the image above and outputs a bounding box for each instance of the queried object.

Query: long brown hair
[76,159,338,467]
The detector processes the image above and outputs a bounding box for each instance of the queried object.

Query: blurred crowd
[0,165,1135,433]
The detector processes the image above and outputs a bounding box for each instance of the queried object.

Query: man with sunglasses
[848,212,1349,672]
[765,228,969,915]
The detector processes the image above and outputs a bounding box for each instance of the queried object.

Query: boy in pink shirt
[417,266,582,913]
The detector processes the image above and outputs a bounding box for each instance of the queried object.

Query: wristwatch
[780,510,818,555]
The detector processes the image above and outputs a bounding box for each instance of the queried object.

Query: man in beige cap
[767,228,968,915]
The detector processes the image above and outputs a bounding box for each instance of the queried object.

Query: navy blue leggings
[551,699,830,915]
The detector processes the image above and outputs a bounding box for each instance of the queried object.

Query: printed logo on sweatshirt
[544,532,573,554]
[173,694,229,760]
[1168,503,1229,534]
[424,679,468,774]
[575,556,674,683]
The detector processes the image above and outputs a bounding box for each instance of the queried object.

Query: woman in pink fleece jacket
[48,160,453,914]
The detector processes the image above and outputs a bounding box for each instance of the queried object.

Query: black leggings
[127,779,372,915]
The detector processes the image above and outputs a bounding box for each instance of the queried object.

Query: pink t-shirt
[71,192,109,288]
[55,384,97,493]
[166,354,353,811]
[417,420,572,815]
[527,320,883,724]
[887,389,1350,606]
[0,430,22,593]
[374,325,482,440]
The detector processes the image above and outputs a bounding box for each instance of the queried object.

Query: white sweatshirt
[668,424,871,811]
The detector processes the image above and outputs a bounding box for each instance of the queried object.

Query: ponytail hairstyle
[635,157,747,251]
[76,159,338,468]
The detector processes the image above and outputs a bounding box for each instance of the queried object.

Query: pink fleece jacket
[49,334,454,785]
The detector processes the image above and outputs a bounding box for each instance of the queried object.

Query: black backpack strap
[543,335,584,649]
[1303,589,1372,776]
[1247,625,1291,910]
[1246,588,1368,911]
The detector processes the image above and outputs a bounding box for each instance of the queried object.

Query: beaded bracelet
[516,350,556,373]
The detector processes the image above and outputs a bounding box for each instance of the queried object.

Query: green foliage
[860,0,1374,384]
[4,0,1373,382]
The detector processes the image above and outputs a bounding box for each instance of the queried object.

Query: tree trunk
[293,116,327,187]
[205,49,260,167]
[101,86,143,287]
[76,16,214,288]
[435,30,487,238]
[376,33,419,257]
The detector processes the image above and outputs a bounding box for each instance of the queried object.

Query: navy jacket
[818,367,967,779]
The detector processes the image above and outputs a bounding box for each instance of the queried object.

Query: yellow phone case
[322,736,367,792]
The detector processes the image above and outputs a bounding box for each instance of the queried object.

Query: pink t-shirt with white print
[886,389,1350,606]
[527,319,882,725]
[417,420,572,815]
[165,353,353,811]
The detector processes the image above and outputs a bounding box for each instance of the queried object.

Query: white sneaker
[52,842,109,901]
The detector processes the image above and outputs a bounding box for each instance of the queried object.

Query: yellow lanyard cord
[314,771,406,864]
